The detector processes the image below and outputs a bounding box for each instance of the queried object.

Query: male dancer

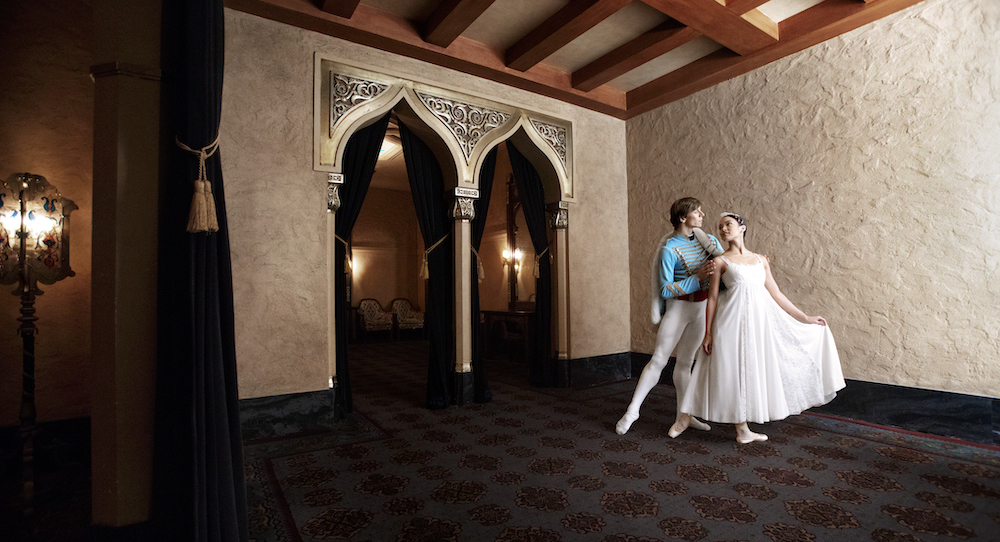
[616,197,723,435]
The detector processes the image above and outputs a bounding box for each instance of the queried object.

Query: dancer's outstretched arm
[762,258,826,326]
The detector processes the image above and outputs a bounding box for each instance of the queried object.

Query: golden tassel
[177,134,221,233]
[186,179,219,233]
[419,254,430,280]
[471,246,485,283]
[534,247,550,279]
[420,233,450,280]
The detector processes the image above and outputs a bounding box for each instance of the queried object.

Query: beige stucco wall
[627,0,1000,398]
[222,9,630,399]
[351,186,423,310]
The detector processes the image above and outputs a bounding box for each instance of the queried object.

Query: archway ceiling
[226,0,923,120]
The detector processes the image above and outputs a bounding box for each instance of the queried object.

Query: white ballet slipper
[735,422,768,444]
[616,412,639,435]
[668,413,691,438]
[692,227,723,257]
[688,417,711,432]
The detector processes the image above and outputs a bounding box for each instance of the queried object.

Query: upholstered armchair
[357,298,393,342]
[390,298,424,339]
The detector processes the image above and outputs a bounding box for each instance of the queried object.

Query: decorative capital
[455,186,479,199]
[548,202,568,230]
[452,196,476,221]
[327,173,344,212]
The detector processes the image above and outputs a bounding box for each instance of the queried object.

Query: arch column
[326,173,343,389]
[452,188,477,404]
[548,202,570,368]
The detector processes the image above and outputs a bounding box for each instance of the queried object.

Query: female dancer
[671,213,845,443]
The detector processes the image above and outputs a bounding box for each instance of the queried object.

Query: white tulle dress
[679,254,845,424]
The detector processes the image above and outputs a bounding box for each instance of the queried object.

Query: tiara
[720,212,745,226]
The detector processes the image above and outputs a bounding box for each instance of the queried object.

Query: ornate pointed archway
[315,58,575,407]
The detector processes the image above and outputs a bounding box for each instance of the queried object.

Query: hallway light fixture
[0,172,76,524]
[502,247,522,273]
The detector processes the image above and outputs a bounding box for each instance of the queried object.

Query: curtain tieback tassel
[420,233,450,280]
[471,246,485,283]
[534,247,550,279]
[176,134,221,233]
[335,235,352,272]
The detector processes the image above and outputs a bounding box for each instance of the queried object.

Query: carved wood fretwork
[416,92,510,164]
[329,73,390,136]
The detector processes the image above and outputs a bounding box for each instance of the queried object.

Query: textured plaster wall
[627,0,1000,398]
[351,186,423,310]
[0,0,93,425]
[223,10,629,399]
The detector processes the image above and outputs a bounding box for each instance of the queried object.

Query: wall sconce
[0,172,76,521]
[502,247,523,273]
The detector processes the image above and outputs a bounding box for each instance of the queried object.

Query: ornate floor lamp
[0,173,76,524]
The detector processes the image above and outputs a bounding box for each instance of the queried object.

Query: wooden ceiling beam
[312,0,360,19]
[721,0,771,15]
[572,22,701,91]
[423,0,499,48]
[639,0,777,55]
[227,0,924,120]
[505,0,633,72]
[626,0,925,118]
[224,0,629,117]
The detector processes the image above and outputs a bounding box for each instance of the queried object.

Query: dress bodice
[720,254,764,289]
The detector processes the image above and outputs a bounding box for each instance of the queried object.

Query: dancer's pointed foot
[735,422,768,444]
[616,412,639,435]
[668,413,691,438]
[689,417,711,432]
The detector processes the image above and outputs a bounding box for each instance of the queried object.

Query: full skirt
[679,282,845,424]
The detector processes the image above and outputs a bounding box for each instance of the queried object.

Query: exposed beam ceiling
[225,0,925,119]
[505,0,633,72]
[423,0,499,48]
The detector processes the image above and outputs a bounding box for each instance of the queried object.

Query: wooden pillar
[90,0,161,527]
[451,188,478,404]
[326,173,343,389]
[548,202,570,363]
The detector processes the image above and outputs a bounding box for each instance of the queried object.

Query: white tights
[626,299,705,421]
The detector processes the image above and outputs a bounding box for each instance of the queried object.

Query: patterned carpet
[243,340,1000,542]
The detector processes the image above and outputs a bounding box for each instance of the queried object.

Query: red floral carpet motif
[242,341,1000,541]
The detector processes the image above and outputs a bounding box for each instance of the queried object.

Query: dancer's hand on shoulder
[804,315,827,326]
[702,333,713,355]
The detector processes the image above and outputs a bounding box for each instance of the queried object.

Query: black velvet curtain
[506,143,555,387]
[155,0,247,540]
[471,147,498,403]
[335,113,392,418]
[399,123,454,409]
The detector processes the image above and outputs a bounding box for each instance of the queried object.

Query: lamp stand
[0,173,75,536]
[16,260,41,531]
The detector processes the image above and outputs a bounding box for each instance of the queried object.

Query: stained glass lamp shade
[0,173,76,287]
